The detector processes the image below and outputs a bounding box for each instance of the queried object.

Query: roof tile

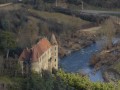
[19,38,51,62]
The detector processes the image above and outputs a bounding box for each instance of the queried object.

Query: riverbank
[60,38,105,82]
[90,40,120,82]
[59,26,100,58]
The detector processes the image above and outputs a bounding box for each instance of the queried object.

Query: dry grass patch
[0,4,22,11]
[111,62,120,74]
[29,9,89,27]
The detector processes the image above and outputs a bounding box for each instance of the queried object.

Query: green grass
[29,9,89,27]
[0,76,23,84]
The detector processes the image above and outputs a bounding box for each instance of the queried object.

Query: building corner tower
[50,33,58,70]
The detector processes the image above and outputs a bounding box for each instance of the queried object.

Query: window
[55,59,56,62]
[49,58,52,62]
[55,64,56,67]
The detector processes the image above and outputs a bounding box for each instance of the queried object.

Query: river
[59,39,107,82]
[60,37,120,82]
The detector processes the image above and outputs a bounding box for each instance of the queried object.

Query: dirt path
[80,26,101,33]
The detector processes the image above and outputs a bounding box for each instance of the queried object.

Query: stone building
[19,34,58,74]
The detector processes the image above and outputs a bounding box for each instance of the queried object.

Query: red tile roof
[19,48,31,61]
[31,38,51,62]
[19,38,52,62]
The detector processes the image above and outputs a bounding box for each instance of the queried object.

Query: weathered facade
[19,34,58,74]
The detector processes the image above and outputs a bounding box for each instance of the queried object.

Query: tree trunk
[6,49,9,60]
[56,0,58,6]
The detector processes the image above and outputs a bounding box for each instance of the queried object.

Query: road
[80,10,120,16]
[80,10,120,25]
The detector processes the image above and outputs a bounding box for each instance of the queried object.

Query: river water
[60,37,120,82]
[60,39,107,82]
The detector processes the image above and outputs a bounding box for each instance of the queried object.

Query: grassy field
[0,3,90,28]
[28,9,90,28]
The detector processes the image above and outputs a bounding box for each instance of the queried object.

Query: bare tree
[17,20,39,48]
[101,19,115,49]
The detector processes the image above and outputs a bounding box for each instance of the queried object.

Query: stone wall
[32,48,53,73]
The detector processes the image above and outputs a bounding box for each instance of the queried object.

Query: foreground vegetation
[1,69,120,90]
